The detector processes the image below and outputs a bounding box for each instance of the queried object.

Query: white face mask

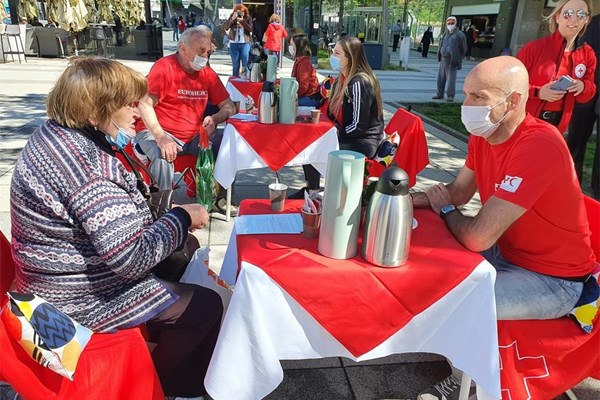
[446,24,456,32]
[461,93,511,138]
[288,45,295,57]
[190,55,208,71]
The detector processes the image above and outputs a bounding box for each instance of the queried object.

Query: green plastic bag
[196,130,218,211]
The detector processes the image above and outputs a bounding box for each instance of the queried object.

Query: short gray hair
[179,26,213,50]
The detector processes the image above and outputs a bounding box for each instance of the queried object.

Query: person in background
[466,25,477,60]
[263,13,287,64]
[420,26,434,58]
[171,15,179,40]
[30,17,43,27]
[136,20,146,31]
[568,12,599,200]
[290,34,321,107]
[414,55,595,400]
[391,19,402,52]
[135,26,237,216]
[433,16,467,102]
[45,18,57,28]
[287,33,324,199]
[10,57,222,400]
[516,0,595,132]
[112,10,123,46]
[223,4,253,77]
[178,15,186,36]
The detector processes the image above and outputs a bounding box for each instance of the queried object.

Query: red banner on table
[229,119,334,172]
[236,200,484,357]
[228,78,264,105]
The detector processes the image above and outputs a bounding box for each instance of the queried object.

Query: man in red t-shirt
[137,26,236,213]
[412,56,596,400]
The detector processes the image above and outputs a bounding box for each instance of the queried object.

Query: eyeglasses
[562,9,589,20]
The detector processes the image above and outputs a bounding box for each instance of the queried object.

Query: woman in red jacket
[263,13,288,64]
[516,0,596,132]
[290,34,322,107]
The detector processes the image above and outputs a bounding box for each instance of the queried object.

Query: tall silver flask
[249,63,262,82]
[362,167,412,267]
[258,81,277,124]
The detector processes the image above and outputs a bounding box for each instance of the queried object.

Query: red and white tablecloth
[213,119,339,189]
[205,200,501,400]
[225,78,264,111]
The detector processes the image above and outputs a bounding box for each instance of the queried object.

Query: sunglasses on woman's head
[562,9,589,20]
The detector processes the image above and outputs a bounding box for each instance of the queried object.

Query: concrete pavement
[0,33,598,399]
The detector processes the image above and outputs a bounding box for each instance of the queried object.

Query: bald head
[467,56,529,104]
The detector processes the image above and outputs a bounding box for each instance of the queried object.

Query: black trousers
[146,280,223,397]
[422,43,431,57]
[568,105,599,199]
[392,34,400,51]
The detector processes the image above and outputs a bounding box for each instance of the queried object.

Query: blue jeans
[229,42,250,77]
[483,245,583,320]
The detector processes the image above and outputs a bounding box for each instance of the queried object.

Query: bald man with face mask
[414,56,596,400]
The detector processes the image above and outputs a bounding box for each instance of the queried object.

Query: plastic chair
[496,196,600,400]
[0,24,27,63]
[0,231,165,399]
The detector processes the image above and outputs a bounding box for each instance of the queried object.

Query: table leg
[226,187,232,222]
[458,372,472,400]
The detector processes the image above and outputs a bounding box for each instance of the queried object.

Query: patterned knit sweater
[10,120,189,332]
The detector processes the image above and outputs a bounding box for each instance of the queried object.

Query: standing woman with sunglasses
[516,0,596,133]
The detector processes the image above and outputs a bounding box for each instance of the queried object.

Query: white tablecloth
[213,123,339,189]
[204,228,501,400]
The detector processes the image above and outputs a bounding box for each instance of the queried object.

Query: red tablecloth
[227,78,264,105]
[236,199,485,357]
[228,119,335,172]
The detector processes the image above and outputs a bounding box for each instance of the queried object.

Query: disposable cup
[268,183,288,212]
[311,109,321,124]
[301,210,322,238]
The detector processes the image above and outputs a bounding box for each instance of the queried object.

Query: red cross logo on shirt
[499,341,549,400]
[575,63,587,78]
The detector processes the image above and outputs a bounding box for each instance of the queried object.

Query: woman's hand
[567,79,585,96]
[178,204,209,231]
[538,81,566,102]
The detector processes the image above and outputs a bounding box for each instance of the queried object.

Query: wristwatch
[440,204,457,218]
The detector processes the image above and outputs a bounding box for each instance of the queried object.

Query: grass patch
[408,102,467,136]
[582,137,596,196]
[382,64,418,71]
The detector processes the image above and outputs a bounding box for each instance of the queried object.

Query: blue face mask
[329,55,342,71]
[107,120,133,149]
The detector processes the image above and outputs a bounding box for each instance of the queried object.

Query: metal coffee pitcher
[258,81,277,124]
[362,166,412,267]
[249,62,262,82]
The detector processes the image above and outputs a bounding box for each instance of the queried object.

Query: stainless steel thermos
[258,81,277,124]
[362,166,412,267]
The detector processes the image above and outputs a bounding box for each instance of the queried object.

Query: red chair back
[0,231,14,306]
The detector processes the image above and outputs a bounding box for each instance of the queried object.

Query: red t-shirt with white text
[136,54,229,142]
[465,114,595,277]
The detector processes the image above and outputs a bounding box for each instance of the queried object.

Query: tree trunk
[337,1,344,36]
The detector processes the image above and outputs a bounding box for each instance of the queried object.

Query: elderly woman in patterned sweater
[10,57,222,400]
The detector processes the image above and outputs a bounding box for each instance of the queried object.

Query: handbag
[417,44,423,53]
[118,148,199,282]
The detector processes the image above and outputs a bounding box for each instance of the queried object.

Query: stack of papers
[236,214,303,235]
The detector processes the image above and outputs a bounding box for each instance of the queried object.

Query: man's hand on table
[178,204,209,231]
[157,135,182,162]
[425,183,452,215]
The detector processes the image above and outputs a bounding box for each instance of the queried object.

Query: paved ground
[0,33,598,400]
